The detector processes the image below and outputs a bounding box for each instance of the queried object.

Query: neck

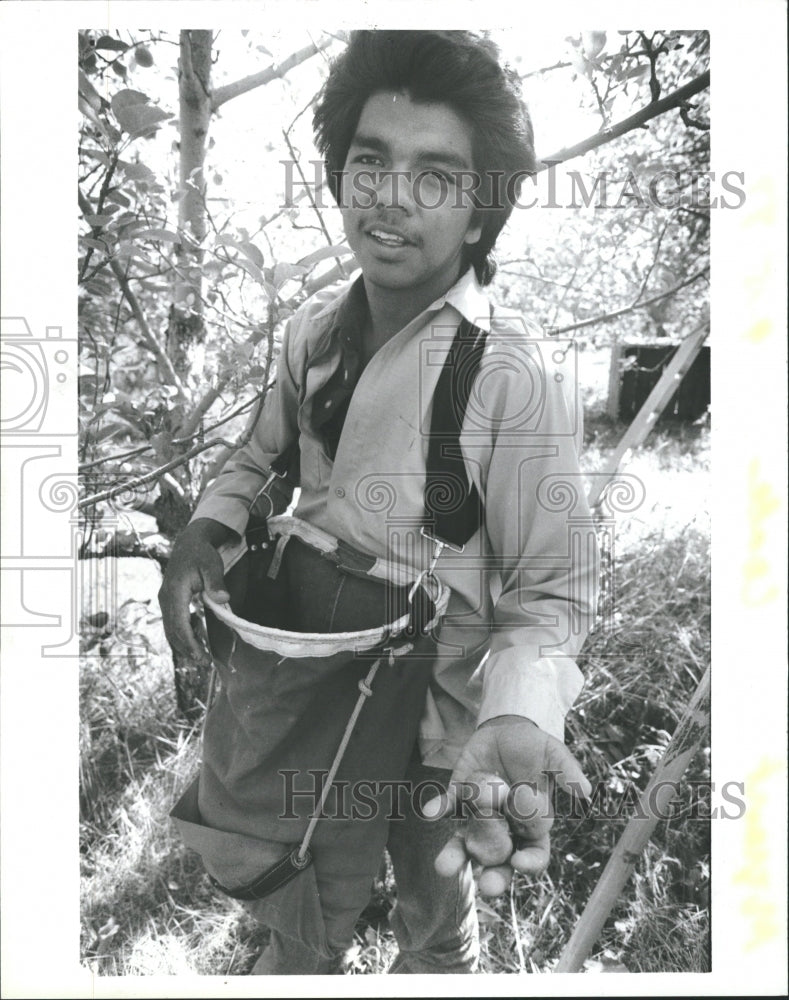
[362,267,465,355]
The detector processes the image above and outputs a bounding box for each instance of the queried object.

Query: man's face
[340,91,482,300]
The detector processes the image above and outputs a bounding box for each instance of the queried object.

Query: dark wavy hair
[313,30,536,286]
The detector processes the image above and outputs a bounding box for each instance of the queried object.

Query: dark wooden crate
[608,343,710,423]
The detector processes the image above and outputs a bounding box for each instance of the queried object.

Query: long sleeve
[467,332,599,740]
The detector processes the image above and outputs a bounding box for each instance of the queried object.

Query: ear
[464,219,483,246]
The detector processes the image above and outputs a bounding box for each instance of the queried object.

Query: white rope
[295,646,413,862]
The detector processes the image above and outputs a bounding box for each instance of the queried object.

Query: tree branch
[211,35,337,111]
[635,219,670,301]
[79,300,279,513]
[79,386,269,511]
[520,60,572,79]
[109,258,187,396]
[546,266,709,336]
[281,128,348,280]
[537,70,710,171]
[78,189,187,395]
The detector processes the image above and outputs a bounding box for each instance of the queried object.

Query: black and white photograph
[0,2,786,995]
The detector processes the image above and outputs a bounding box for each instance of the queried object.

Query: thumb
[421,783,458,821]
[545,738,592,800]
[200,564,230,605]
[422,770,509,821]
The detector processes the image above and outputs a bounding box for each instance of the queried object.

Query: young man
[160,30,598,974]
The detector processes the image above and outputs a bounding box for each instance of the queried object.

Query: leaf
[85,214,112,229]
[113,243,152,263]
[626,64,650,82]
[94,420,134,442]
[105,190,131,208]
[236,257,265,284]
[79,95,107,134]
[95,35,129,53]
[115,103,172,137]
[238,241,264,268]
[297,244,353,269]
[82,150,111,170]
[582,31,607,59]
[119,159,156,182]
[233,343,256,363]
[272,261,307,289]
[134,47,154,68]
[81,238,108,250]
[78,69,103,111]
[110,89,150,114]
[136,228,180,243]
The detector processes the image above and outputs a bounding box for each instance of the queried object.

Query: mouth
[365,227,413,249]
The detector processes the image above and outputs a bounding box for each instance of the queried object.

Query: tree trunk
[167,29,213,372]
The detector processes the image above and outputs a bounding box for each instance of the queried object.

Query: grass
[79,412,710,976]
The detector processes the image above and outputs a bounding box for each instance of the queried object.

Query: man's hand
[158,518,233,666]
[423,716,591,897]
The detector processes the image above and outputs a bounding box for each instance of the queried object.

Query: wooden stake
[554,665,710,973]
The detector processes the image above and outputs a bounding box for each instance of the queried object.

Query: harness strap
[423,317,488,550]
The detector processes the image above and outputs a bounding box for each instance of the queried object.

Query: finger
[477,864,513,898]
[510,835,552,876]
[434,833,468,877]
[202,586,231,604]
[422,788,455,821]
[465,814,513,867]
[507,782,553,836]
[470,772,510,816]
[161,579,211,663]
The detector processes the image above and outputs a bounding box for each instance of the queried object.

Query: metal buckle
[407,528,463,607]
[247,465,288,521]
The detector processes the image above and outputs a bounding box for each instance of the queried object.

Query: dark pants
[247,538,478,974]
[179,534,478,974]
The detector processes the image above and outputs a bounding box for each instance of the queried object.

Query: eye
[421,169,454,187]
[353,153,384,167]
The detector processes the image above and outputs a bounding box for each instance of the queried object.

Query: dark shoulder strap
[423,318,488,549]
[260,318,489,548]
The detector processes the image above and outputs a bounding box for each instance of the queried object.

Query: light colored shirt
[193,267,599,769]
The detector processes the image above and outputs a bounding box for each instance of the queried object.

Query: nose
[375,167,416,213]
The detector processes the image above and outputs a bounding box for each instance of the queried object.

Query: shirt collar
[312,266,491,334]
[427,266,492,332]
[309,275,369,366]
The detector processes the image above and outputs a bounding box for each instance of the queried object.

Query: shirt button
[335,487,346,498]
